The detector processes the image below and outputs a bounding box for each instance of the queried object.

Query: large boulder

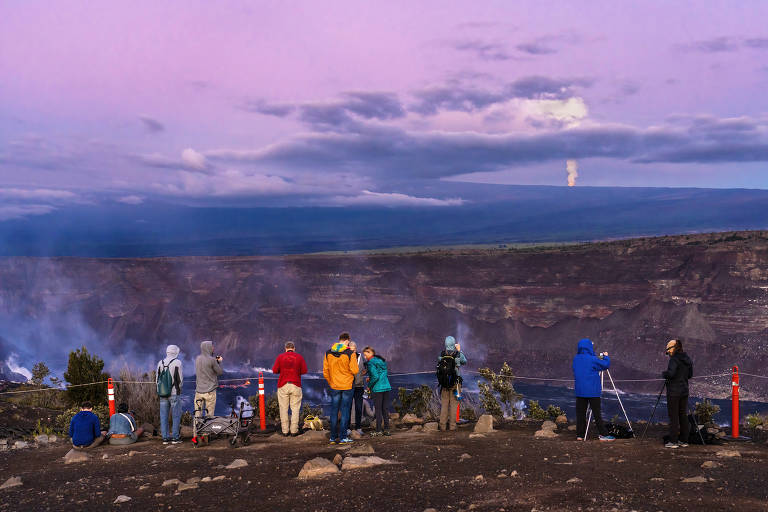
[63,448,91,464]
[540,420,557,431]
[348,442,375,455]
[555,415,568,426]
[298,457,340,479]
[534,429,558,439]
[474,415,494,433]
[342,456,396,470]
[225,459,248,469]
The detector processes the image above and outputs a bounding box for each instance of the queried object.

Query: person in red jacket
[272,341,308,436]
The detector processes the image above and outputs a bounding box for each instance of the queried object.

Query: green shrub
[300,402,324,420]
[746,413,767,429]
[63,347,109,406]
[478,362,521,421]
[395,385,433,418]
[249,393,280,421]
[527,400,549,420]
[546,404,565,420]
[694,399,720,424]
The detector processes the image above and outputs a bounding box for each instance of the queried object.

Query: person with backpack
[195,340,223,418]
[437,335,467,431]
[362,346,391,437]
[272,341,308,437]
[662,338,693,448]
[348,341,367,436]
[322,332,359,444]
[107,402,145,445]
[156,344,183,444]
[572,338,615,441]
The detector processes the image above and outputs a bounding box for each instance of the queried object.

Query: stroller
[191,398,253,448]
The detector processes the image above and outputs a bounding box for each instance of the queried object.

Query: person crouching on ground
[348,341,366,436]
[156,344,183,444]
[69,401,106,449]
[662,338,693,448]
[572,338,614,441]
[322,332,359,445]
[438,335,467,431]
[107,403,145,445]
[195,340,223,417]
[363,346,392,437]
[272,341,308,437]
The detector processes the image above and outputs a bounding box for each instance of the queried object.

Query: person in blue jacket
[363,346,392,437]
[69,401,106,449]
[572,338,614,441]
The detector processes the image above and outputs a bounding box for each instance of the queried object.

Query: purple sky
[1,1,768,219]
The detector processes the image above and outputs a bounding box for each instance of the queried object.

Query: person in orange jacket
[322,332,359,444]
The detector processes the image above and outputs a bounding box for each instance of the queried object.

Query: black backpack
[436,351,458,389]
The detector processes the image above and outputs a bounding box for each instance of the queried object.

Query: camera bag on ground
[604,422,634,439]
[436,351,458,389]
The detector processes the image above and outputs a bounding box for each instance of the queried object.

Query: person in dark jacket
[363,346,392,436]
[662,339,693,448]
[69,401,105,449]
[572,338,614,441]
[195,340,223,417]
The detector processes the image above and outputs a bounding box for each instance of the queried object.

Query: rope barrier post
[731,365,739,439]
[456,403,461,423]
[107,378,116,417]
[258,372,267,431]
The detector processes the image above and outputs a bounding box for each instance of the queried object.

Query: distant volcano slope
[1,231,767,399]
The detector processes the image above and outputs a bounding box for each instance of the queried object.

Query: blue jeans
[329,389,353,441]
[160,395,182,441]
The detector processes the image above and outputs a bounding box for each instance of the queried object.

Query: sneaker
[339,438,353,444]
[171,439,182,445]
[282,432,290,437]
[598,435,615,441]
[383,430,391,436]
[576,437,584,441]
[329,439,338,445]
[370,431,382,437]
[665,442,679,448]
[162,439,171,445]
[677,441,689,447]
[290,432,300,437]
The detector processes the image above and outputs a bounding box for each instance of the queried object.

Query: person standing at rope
[572,338,615,441]
[195,340,223,417]
[156,344,183,444]
[363,346,392,437]
[323,332,359,444]
[272,341,308,437]
[437,335,467,431]
[662,338,693,448]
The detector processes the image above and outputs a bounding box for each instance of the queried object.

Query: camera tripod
[584,369,633,440]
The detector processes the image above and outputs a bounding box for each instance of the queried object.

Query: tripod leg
[640,382,666,441]
[584,404,592,440]
[606,370,634,433]
[689,407,706,445]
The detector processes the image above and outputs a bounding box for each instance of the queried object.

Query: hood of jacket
[200,340,214,356]
[166,344,180,360]
[444,336,456,352]
[672,351,693,367]
[328,341,348,357]
[577,338,595,356]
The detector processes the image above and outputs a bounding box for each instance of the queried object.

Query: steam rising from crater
[566,159,579,187]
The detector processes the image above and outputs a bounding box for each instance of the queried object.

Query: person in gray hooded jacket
[156,344,183,443]
[195,340,223,417]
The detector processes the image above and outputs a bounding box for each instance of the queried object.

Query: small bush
[249,393,280,421]
[746,413,767,429]
[527,400,549,421]
[546,404,565,420]
[180,411,193,426]
[63,347,109,406]
[694,399,720,424]
[478,362,522,422]
[395,385,434,418]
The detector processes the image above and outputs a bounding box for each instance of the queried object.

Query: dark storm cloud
[138,115,165,133]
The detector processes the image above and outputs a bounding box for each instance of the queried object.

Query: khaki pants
[439,386,459,430]
[195,390,217,417]
[277,383,303,434]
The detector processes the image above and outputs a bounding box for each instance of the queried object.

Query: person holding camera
[572,338,614,441]
[195,340,223,417]
[662,339,693,448]
[437,335,467,432]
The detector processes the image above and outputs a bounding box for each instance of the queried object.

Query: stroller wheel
[229,436,238,448]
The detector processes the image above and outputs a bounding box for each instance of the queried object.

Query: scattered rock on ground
[473,474,484,482]
[468,433,486,439]
[509,470,519,477]
[459,453,472,461]
[177,482,198,492]
[13,441,28,449]
[410,425,423,431]
[401,413,422,425]
[540,420,557,431]
[298,457,340,479]
[48,435,58,443]
[332,454,343,466]
[348,442,375,455]
[534,429,558,438]
[423,422,439,432]
[162,479,180,487]
[226,459,248,469]
[63,449,91,464]
[681,476,708,483]
[497,473,507,478]
[650,477,665,482]
[201,477,212,483]
[474,415,494,433]
[0,476,22,490]
[567,477,582,484]
[34,434,49,445]
[102,454,109,460]
[701,461,721,469]
[555,415,568,425]
[389,412,400,420]
[128,450,138,457]
[212,476,226,481]
[350,430,363,440]
[342,456,396,470]
[187,477,201,484]
[113,495,131,504]
[716,450,741,458]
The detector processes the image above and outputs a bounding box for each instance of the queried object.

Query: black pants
[667,395,689,443]
[351,387,365,429]
[372,390,390,431]
[576,397,609,437]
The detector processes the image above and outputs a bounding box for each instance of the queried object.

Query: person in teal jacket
[363,346,391,436]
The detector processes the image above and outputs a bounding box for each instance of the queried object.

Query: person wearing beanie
[662,338,693,448]
[437,335,467,431]
[322,332,359,444]
[156,344,183,444]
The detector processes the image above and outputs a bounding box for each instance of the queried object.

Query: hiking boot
[665,442,679,448]
[290,432,300,437]
[339,438,353,444]
[282,432,290,437]
[598,435,615,441]
[677,441,689,447]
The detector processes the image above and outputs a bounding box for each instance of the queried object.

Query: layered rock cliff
[1,231,767,398]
